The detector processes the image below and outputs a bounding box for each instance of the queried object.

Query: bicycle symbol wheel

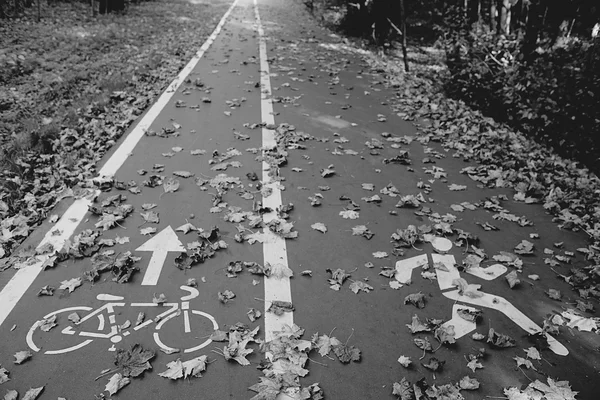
[26,306,99,355]
[154,309,218,354]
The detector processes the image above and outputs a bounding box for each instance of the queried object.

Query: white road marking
[0,0,239,328]
[136,226,186,286]
[254,0,294,342]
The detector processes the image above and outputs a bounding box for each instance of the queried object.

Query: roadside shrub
[445,30,600,174]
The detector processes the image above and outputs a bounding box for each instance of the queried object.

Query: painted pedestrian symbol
[395,238,568,356]
[26,286,218,355]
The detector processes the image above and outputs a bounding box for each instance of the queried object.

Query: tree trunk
[522,0,541,61]
[498,0,511,35]
[400,0,409,72]
[490,1,497,32]
[468,0,480,25]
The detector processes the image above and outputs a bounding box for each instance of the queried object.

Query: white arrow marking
[136,226,185,286]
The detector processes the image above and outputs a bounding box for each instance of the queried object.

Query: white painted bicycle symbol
[395,238,568,356]
[26,285,218,355]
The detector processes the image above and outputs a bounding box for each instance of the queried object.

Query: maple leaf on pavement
[114,344,155,377]
[349,280,373,294]
[467,359,483,372]
[333,343,361,363]
[514,240,534,255]
[514,356,537,370]
[249,376,283,400]
[422,357,444,372]
[95,213,123,231]
[392,378,414,400]
[223,334,253,366]
[0,365,9,384]
[105,373,130,396]
[13,350,32,365]
[506,270,521,288]
[407,314,431,334]
[487,328,516,348]
[397,355,412,367]
[140,227,156,235]
[312,333,342,357]
[339,210,359,219]
[311,222,327,233]
[162,178,180,195]
[176,222,198,234]
[434,325,456,345]
[524,347,541,360]
[59,277,82,293]
[158,355,207,380]
[459,376,480,390]
[140,211,159,224]
[404,292,426,308]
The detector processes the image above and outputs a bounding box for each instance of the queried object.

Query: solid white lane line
[0,0,239,328]
[254,0,294,342]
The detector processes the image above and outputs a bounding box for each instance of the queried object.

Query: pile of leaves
[0,0,231,262]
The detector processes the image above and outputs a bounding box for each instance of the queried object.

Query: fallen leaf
[339,210,359,219]
[218,290,236,303]
[39,315,57,332]
[422,357,444,372]
[404,292,426,308]
[397,356,412,367]
[514,240,534,255]
[163,178,180,194]
[4,390,18,400]
[373,251,388,258]
[487,328,516,348]
[59,277,82,293]
[349,280,373,294]
[448,184,467,191]
[505,270,520,289]
[22,387,44,400]
[114,344,155,377]
[392,378,413,400]
[0,366,10,384]
[333,343,361,363]
[434,325,456,344]
[140,211,159,224]
[105,373,130,395]
[248,377,282,400]
[173,171,194,178]
[406,314,431,334]
[524,347,541,360]
[247,308,262,322]
[158,355,208,380]
[313,334,342,357]
[459,376,480,390]
[467,359,483,372]
[140,227,157,235]
[311,222,327,233]
[514,356,537,370]
[153,293,167,304]
[95,213,123,231]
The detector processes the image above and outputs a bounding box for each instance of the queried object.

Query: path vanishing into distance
[0,0,598,398]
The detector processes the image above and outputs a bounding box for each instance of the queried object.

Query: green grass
[0,0,232,257]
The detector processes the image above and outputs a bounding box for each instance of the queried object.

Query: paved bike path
[1,0,599,399]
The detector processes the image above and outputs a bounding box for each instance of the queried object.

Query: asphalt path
[0,0,598,399]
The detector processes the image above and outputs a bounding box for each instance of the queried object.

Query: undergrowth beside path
[0,0,232,262]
